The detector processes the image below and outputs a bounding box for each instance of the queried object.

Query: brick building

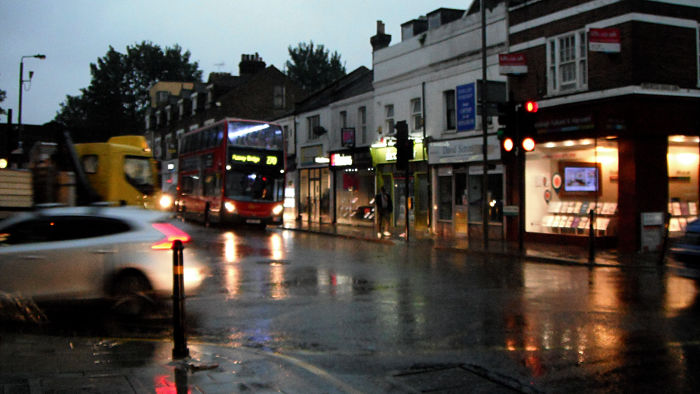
[502,0,700,252]
[146,54,304,194]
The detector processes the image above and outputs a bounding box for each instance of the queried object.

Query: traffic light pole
[517,115,525,254]
[480,0,489,250]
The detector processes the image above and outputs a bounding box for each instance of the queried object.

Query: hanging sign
[499,53,528,75]
[589,28,621,53]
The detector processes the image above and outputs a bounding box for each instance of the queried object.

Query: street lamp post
[17,54,46,163]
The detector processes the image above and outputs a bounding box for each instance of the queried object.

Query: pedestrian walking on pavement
[375,186,392,238]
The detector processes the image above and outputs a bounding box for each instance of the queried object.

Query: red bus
[175,118,285,226]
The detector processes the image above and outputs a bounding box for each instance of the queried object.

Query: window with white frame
[176,129,185,154]
[178,100,184,120]
[358,106,367,144]
[340,111,347,128]
[410,98,422,132]
[385,104,394,135]
[307,115,320,140]
[548,30,588,94]
[165,105,172,125]
[191,93,198,116]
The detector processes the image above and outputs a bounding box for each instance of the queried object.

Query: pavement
[0,219,668,394]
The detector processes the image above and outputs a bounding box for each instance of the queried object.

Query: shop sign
[330,153,353,167]
[589,28,621,53]
[552,173,563,193]
[536,115,594,134]
[499,53,528,75]
[428,136,500,164]
[300,144,324,167]
[456,83,476,132]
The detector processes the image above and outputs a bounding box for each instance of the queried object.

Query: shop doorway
[299,168,331,224]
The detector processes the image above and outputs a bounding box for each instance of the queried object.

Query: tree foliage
[55,41,202,142]
[285,41,346,93]
[0,88,6,116]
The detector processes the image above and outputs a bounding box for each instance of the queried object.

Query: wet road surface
[3,222,700,392]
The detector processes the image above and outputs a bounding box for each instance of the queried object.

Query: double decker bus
[175,118,285,226]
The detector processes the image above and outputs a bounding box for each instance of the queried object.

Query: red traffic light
[522,137,536,152]
[503,137,515,152]
[525,101,538,113]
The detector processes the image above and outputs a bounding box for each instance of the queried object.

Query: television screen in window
[564,166,598,192]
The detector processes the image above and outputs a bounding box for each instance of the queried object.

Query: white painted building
[370,3,509,238]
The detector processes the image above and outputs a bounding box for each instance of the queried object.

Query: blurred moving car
[670,218,700,263]
[0,206,206,315]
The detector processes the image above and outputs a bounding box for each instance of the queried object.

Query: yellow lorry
[73,135,160,208]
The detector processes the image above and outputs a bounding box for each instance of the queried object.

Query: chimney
[239,53,266,77]
[370,21,391,51]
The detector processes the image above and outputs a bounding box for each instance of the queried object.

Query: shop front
[370,140,429,231]
[428,135,504,239]
[330,149,375,227]
[521,96,700,253]
[298,144,331,224]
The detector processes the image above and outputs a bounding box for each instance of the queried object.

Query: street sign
[456,83,476,132]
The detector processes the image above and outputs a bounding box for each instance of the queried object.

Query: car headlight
[159,194,173,209]
[272,204,284,216]
[224,201,236,213]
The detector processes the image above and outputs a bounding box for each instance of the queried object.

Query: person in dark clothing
[374,186,392,238]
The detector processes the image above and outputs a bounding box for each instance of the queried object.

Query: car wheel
[112,272,153,317]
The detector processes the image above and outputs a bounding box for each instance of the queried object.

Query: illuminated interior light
[564,140,575,147]
[227,123,270,140]
[544,142,556,148]
[670,135,686,143]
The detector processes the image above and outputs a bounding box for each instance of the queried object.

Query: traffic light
[519,100,538,152]
[497,101,516,155]
[394,120,412,170]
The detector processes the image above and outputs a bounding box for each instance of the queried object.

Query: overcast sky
[0,0,475,126]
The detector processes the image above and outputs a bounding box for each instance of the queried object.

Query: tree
[285,41,346,93]
[55,41,202,142]
[0,88,6,116]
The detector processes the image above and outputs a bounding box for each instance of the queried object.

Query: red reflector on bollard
[152,223,191,250]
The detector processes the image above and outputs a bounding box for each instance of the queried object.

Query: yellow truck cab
[73,136,159,208]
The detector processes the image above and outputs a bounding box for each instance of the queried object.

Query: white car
[0,206,206,315]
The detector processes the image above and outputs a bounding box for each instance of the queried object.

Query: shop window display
[525,138,619,236]
[336,169,375,226]
[667,135,700,234]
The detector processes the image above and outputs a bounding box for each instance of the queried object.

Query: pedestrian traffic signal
[394,120,411,170]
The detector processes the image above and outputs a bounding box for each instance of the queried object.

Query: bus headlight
[272,204,284,216]
[159,194,173,209]
[224,201,236,213]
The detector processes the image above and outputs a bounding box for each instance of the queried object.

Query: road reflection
[505,264,700,388]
